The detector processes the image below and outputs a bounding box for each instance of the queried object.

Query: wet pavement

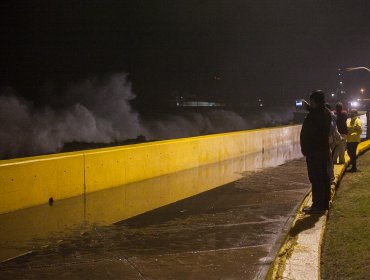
[0,155,310,280]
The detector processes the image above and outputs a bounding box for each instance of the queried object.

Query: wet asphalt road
[0,158,310,280]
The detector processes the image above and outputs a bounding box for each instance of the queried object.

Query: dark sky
[1,0,370,108]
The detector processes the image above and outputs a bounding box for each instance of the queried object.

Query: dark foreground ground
[0,159,310,280]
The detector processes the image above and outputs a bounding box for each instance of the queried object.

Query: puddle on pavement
[0,143,301,262]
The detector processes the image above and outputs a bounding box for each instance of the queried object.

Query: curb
[267,139,370,280]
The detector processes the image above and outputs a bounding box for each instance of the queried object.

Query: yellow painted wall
[0,153,84,214]
[84,125,302,193]
[0,125,302,214]
[0,142,304,262]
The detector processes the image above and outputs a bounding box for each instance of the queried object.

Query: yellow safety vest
[346,117,362,143]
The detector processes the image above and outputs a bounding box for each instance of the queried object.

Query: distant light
[181,101,224,107]
[339,81,343,85]
[350,101,359,107]
[259,103,263,107]
[331,93,335,97]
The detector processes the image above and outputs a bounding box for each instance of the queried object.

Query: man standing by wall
[346,109,362,172]
[300,90,332,214]
[333,102,348,164]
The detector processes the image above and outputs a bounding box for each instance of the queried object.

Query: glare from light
[350,101,359,107]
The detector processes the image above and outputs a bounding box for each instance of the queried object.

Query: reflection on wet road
[0,143,310,279]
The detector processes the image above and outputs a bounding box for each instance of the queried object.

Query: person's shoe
[302,206,326,214]
[348,168,358,172]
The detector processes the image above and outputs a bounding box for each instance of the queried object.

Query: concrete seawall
[0,125,302,214]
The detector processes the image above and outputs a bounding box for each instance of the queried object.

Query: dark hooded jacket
[300,106,332,156]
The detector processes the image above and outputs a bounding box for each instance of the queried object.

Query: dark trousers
[347,142,359,170]
[306,151,331,210]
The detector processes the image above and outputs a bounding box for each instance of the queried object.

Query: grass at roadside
[321,150,370,280]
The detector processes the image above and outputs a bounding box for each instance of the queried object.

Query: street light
[345,66,370,73]
[343,67,370,139]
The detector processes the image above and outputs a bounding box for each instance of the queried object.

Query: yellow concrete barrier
[0,153,85,214]
[0,142,302,262]
[0,125,302,214]
[84,126,302,193]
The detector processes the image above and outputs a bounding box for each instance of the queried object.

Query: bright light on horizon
[350,101,359,107]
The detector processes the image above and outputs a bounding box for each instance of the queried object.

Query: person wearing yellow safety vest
[346,109,362,172]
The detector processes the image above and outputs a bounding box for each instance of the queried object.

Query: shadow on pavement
[289,214,322,237]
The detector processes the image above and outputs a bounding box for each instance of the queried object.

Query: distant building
[176,95,225,107]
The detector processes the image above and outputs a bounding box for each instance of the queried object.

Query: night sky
[1,0,370,110]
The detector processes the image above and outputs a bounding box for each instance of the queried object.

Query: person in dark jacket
[333,102,348,164]
[300,90,332,214]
